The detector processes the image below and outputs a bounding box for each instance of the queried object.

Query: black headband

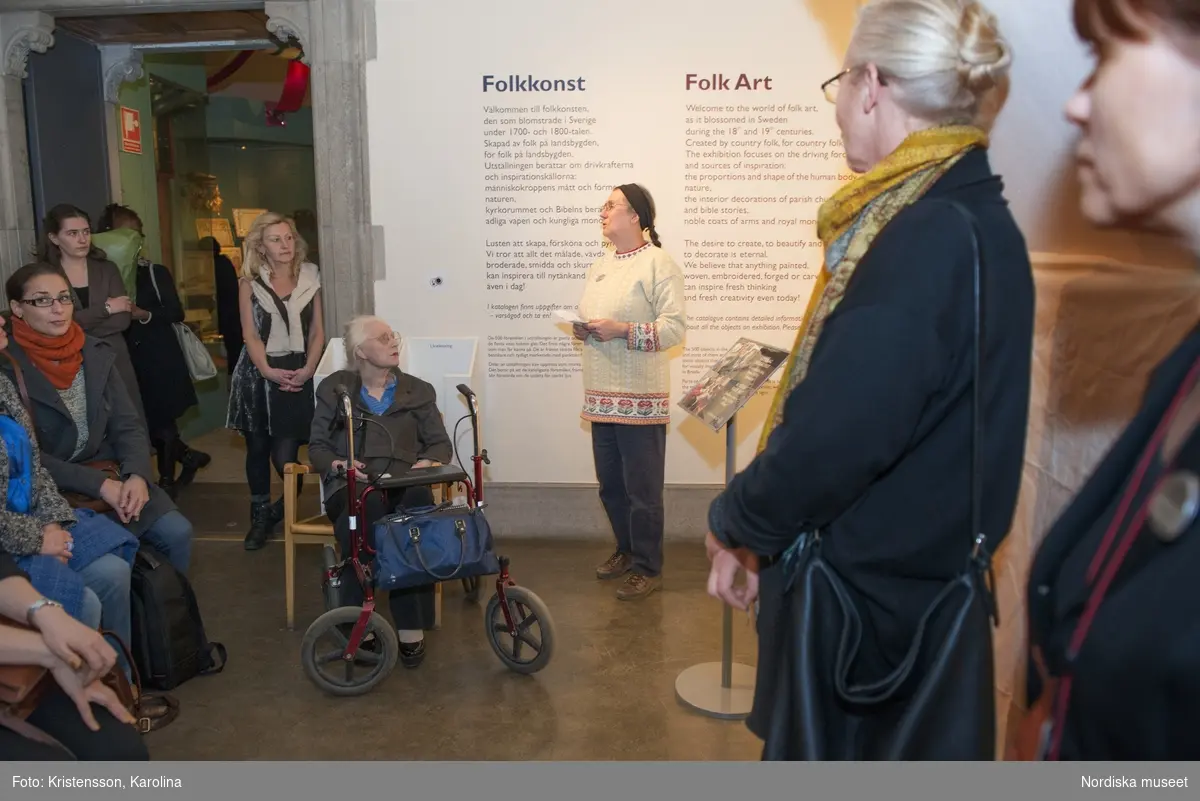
[616,183,655,231]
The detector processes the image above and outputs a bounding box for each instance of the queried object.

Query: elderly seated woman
[308,315,453,668]
[0,317,137,639]
[2,262,195,649]
[0,548,148,760]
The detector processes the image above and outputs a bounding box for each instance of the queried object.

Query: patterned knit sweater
[577,242,687,425]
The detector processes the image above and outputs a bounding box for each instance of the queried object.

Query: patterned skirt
[226,351,315,441]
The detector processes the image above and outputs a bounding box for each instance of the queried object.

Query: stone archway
[0,0,376,331]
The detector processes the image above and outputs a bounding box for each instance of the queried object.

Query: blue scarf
[0,413,32,514]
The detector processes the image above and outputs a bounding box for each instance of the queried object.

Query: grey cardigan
[0,336,175,536]
[308,368,453,501]
[0,365,76,556]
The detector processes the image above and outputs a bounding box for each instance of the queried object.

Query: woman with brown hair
[226,212,324,550]
[1014,0,1200,762]
[36,204,145,427]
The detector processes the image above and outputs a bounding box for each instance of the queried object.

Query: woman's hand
[287,364,315,390]
[412,459,440,469]
[571,322,591,342]
[117,475,150,523]
[131,304,150,322]
[99,478,124,512]
[263,366,297,389]
[48,658,134,732]
[705,531,760,611]
[30,603,117,680]
[104,296,133,314]
[331,460,367,481]
[587,319,630,342]
[40,524,72,563]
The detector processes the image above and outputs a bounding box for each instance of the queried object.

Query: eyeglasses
[601,201,630,213]
[372,330,400,344]
[822,66,889,104]
[20,294,75,308]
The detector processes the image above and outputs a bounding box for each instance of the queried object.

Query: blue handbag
[373,502,501,591]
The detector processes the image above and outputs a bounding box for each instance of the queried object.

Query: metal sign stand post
[674,411,756,719]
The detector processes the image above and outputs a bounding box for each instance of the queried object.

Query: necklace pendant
[1148,470,1199,543]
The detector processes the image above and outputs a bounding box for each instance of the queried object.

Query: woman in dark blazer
[1010,0,1200,762]
[1,262,193,578]
[308,315,453,668]
[98,204,210,496]
[36,203,145,428]
[704,0,1030,759]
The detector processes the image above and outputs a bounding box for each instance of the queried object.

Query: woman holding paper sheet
[574,183,686,601]
[704,0,1033,759]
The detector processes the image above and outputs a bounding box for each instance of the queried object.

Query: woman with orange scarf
[1,263,194,663]
[704,0,1033,759]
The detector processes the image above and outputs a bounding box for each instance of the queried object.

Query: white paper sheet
[552,309,586,325]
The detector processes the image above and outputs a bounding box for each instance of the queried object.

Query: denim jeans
[591,422,667,577]
[141,510,194,574]
[79,587,103,630]
[78,553,133,659]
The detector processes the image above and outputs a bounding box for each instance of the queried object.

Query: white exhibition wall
[366,0,858,483]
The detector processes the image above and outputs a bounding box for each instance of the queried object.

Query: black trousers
[0,683,149,760]
[325,486,437,631]
[591,422,667,577]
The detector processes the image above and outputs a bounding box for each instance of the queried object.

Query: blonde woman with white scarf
[226,212,325,550]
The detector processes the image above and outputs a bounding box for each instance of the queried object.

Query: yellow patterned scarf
[757,124,988,451]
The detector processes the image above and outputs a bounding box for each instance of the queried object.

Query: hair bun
[956,1,1012,92]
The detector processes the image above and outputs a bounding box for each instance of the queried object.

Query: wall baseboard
[479,483,722,541]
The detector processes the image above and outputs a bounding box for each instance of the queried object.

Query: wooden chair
[282,462,444,630]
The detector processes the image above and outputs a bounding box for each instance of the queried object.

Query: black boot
[155,437,178,499]
[244,500,273,551]
[176,443,212,489]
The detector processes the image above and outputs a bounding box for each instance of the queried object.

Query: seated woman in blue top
[308,315,453,668]
[0,316,137,638]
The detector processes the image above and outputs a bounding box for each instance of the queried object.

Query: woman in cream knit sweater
[574,183,686,600]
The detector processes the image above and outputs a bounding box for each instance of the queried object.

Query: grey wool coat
[0,365,76,556]
[69,257,147,427]
[0,336,176,536]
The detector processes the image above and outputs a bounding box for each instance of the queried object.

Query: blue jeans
[140,510,194,574]
[78,553,133,658]
[79,587,102,630]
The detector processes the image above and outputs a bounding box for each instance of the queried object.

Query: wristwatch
[25,598,63,626]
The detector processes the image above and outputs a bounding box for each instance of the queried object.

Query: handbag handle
[0,351,36,430]
[945,199,998,625]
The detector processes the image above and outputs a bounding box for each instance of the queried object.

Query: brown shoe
[616,573,661,600]
[596,551,632,580]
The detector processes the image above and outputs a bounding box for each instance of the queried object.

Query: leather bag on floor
[755,200,1001,760]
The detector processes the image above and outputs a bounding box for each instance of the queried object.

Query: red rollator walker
[299,384,555,696]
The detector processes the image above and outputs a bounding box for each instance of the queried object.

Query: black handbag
[754,199,1000,761]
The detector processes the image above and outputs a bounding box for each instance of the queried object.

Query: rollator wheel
[484,585,555,675]
[462,576,481,602]
[300,606,399,696]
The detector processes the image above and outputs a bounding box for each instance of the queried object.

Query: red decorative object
[265,59,310,126]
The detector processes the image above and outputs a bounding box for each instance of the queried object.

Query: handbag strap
[147,263,162,304]
[0,351,36,430]
[945,199,998,625]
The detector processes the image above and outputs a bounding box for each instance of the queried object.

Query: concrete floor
[145,483,764,760]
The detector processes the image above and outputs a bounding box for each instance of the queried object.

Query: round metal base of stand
[675,661,756,720]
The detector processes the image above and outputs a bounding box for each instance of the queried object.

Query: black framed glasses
[20,293,75,308]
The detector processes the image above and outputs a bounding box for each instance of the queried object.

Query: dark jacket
[125,261,198,430]
[69,257,145,426]
[0,550,27,584]
[1027,321,1200,760]
[0,336,176,536]
[308,368,454,500]
[708,148,1034,724]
